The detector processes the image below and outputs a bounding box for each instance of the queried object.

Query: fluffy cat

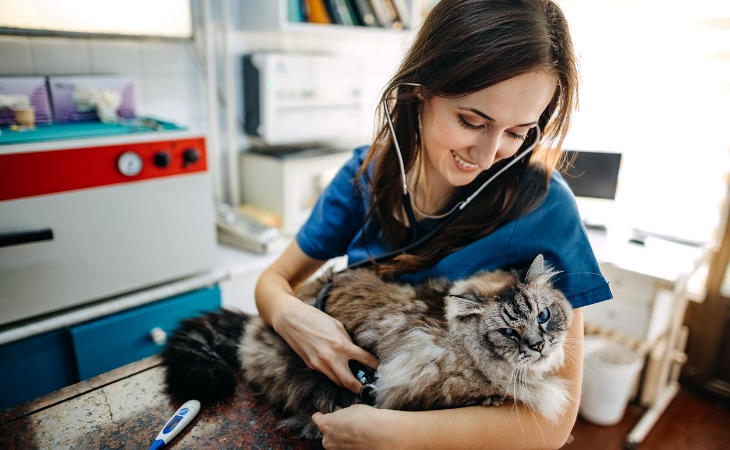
[160,254,573,438]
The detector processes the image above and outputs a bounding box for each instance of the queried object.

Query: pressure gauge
[117,151,143,176]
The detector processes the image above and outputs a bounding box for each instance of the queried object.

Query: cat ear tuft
[525,254,558,284]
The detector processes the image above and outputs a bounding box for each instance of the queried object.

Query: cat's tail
[160,308,250,404]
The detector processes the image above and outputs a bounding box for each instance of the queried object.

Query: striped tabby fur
[161,254,573,438]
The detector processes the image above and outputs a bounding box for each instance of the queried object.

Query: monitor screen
[561,151,622,200]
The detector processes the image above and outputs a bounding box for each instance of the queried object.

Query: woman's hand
[273,298,378,394]
[312,405,393,450]
[255,241,378,394]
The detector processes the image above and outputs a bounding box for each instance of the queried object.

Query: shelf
[239,0,424,34]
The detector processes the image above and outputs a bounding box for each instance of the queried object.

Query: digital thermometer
[148,400,200,450]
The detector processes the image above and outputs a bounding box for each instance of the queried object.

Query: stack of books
[289,0,413,30]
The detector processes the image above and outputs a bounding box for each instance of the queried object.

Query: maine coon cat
[160,254,573,438]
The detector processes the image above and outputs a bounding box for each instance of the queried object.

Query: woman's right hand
[272,297,379,394]
[255,241,379,394]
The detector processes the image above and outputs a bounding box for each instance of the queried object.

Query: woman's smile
[450,150,480,171]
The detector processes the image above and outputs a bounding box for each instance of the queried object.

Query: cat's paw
[480,394,506,407]
[279,417,322,440]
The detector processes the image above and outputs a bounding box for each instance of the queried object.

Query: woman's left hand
[312,404,393,450]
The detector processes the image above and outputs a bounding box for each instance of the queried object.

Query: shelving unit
[239,0,427,33]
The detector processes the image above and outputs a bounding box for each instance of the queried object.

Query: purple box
[48,76,136,123]
[0,77,53,125]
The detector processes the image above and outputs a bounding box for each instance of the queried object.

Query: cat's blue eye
[536,308,550,324]
[498,328,518,337]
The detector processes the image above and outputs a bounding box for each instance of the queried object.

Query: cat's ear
[525,254,557,285]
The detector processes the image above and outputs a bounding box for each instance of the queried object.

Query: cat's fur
[161,254,573,438]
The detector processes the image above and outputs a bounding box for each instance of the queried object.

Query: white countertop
[586,228,710,286]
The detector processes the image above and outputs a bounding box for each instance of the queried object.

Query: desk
[585,230,711,448]
[0,356,320,450]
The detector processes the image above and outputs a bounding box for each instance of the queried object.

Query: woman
[255,0,612,448]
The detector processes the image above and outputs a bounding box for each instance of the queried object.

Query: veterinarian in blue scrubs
[255,0,612,448]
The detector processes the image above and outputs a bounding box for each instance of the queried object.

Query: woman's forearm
[254,241,324,327]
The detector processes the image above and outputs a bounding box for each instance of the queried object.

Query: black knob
[153,151,172,168]
[182,148,200,167]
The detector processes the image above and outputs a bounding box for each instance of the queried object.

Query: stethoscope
[316,85,542,404]
[346,83,543,270]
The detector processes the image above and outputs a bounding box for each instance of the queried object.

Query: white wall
[559,0,730,244]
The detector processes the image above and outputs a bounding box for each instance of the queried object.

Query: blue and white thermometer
[148,400,200,450]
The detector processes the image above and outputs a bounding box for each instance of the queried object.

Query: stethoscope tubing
[348,85,542,270]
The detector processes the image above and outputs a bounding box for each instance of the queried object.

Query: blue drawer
[0,329,77,411]
[70,286,221,380]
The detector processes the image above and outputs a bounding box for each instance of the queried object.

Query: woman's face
[419,71,557,193]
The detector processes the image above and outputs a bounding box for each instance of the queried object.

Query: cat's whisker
[509,366,525,430]
[550,269,607,295]
[562,350,580,368]
[514,365,549,446]
[548,263,595,280]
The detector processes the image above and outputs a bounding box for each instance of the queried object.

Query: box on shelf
[0,76,53,125]
[48,75,136,123]
[240,147,352,235]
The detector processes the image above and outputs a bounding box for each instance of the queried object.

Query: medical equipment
[347,84,542,269]
[148,400,201,450]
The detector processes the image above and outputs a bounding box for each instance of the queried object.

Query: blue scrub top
[297,146,612,309]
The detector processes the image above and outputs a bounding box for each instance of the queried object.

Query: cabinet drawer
[583,297,652,341]
[600,264,655,303]
[0,329,77,410]
[71,286,221,380]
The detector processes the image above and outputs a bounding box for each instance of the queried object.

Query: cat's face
[445,255,573,374]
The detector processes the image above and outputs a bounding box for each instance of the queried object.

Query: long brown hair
[359,0,579,278]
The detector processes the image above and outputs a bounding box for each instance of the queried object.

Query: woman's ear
[414,85,425,100]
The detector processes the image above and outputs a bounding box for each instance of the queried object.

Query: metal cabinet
[0,286,221,410]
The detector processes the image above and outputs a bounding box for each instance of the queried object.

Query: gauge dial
[117,151,143,176]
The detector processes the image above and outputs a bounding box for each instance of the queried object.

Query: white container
[579,337,644,426]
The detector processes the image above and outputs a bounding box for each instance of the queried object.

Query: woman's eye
[537,308,551,324]
[458,116,484,131]
[507,130,526,141]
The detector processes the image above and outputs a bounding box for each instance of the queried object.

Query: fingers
[309,321,379,393]
[352,346,379,370]
[277,304,378,393]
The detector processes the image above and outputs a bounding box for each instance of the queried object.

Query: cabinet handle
[0,228,54,248]
[150,327,168,345]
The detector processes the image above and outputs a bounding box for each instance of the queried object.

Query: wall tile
[140,41,201,75]
[32,37,91,75]
[0,36,34,75]
[141,74,206,126]
[89,40,143,75]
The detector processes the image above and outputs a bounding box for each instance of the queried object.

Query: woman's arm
[255,240,378,393]
[312,309,585,450]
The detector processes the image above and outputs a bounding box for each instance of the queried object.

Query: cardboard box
[48,76,136,122]
[0,77,53,125]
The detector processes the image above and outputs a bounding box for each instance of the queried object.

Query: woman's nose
[469,134,500,169]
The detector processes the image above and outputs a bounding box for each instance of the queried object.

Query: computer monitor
[561,150,622,230]
[561,150,622,200]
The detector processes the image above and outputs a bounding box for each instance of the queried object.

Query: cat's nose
[528,340,544,353]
